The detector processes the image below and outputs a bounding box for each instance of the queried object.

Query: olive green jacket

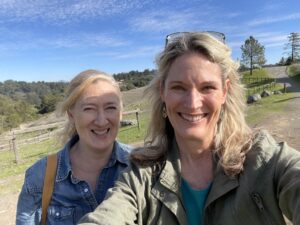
[78,130,300,225]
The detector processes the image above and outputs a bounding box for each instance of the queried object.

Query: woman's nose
[185,89,202,109]
[94,111,108,125]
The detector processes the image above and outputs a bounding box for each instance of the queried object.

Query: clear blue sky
[0,0,299,82]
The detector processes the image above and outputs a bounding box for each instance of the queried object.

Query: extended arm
[78,166,143,225]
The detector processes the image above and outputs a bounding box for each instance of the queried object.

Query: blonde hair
[131,32,253,176]
[56,69,121,144]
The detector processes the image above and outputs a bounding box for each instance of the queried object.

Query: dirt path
[0,192,19,225]
[256,66,300,150]
[1,66,299,225]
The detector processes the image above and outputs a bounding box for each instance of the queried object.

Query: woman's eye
[106,106,117,110]
[171,85,185,91]
[203,86,215,91]
[83,107,94,111]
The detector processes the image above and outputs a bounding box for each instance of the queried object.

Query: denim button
[55,212,60,217]
[84,188,89,193]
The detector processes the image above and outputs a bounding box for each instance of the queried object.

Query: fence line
[0,110,143,163]
[241,77,276,96]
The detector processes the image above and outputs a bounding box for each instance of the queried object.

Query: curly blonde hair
[131,32,253,176]
[56,69,122,144]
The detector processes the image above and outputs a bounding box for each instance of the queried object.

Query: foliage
[113,69,155,91]
[287,64,300,84]
[241,36,266,75]
[38,92,64,114]
[277,57,292,66]
[0,94,39,133]
[0,70,154,133]
[284,32,300,62]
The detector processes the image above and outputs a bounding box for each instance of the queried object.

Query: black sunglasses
[165,31,225,47]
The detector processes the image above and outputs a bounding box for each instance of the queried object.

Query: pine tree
[241,36,266,75]
[285,32,300,63]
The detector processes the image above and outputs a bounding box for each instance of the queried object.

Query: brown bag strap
[41,153,58,225]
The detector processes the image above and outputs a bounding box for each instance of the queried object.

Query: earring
[162,104,167,118]
[218,107,224,123]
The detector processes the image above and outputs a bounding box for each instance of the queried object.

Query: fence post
[12,132,19,164]
[135,111,140,131]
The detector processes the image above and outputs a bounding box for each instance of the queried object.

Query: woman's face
[161,52,229,149]
[68,80,121,153]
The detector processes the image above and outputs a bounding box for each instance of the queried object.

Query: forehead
[79,80,120,102]
[166,53,222,82]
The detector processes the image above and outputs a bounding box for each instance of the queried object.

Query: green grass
[118,112,150,144]
[288,64,300,84]
[0,139,59,180]
[246,92,294,125]
[0,139,60,193]
[241,68,269,78]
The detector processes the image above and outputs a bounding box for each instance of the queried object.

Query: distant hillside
[0,69,155,133]
[21,86,150,128]
[113,69,155,91]
[122,86,147,108]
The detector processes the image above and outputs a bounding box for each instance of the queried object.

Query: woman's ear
[222,79,230,104]
[67,109,74,123]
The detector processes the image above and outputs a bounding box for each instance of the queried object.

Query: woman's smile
[179,112,208,123]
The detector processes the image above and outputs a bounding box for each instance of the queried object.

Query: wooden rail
[0,110,143,163]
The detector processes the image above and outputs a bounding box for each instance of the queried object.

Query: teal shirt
[181,178,211,225]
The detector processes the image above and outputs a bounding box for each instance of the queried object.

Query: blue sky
[0,0,299,82]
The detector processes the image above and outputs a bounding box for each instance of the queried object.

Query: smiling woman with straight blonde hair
[16,69,131,225]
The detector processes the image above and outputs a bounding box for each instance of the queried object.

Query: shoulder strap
[41,153,58,225]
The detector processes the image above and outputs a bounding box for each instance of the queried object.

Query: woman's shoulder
[115,141,133,153]
[23,156,48,193]
[24,150,63,194]
[247,129,300,166]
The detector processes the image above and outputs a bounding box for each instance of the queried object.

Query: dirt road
[258,66,300,150]
[1,66,299,225]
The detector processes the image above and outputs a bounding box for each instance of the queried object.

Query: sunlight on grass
[288,64,300,84]
[0,139,61,194]
[0,139,60,180]
[118,112,150,145]
[246,93,295,125]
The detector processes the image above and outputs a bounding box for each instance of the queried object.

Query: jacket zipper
[251,192,273,225]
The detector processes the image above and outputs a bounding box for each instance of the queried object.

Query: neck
[177,139,214,190]
[69,142,114,193]
[176,135,213,156]
[70,142,114,173]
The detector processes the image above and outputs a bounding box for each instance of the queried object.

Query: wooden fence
[0,110,142,164]
[241,77,276,96]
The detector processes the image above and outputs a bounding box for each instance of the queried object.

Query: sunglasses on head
[165,31,225,47]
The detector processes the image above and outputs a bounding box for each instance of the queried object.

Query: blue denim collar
[56,135,130,182]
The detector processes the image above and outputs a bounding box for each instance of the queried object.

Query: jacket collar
[151,138,239,214]
[56,135,130,182]
[205,165,239,207]
[151,139,188,225]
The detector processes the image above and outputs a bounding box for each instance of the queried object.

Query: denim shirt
[16,135,132,225]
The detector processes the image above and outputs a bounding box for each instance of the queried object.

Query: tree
[241,36,266,75]
[284,32,300,63]
[38,93,63,114]
[277,57,285,66]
